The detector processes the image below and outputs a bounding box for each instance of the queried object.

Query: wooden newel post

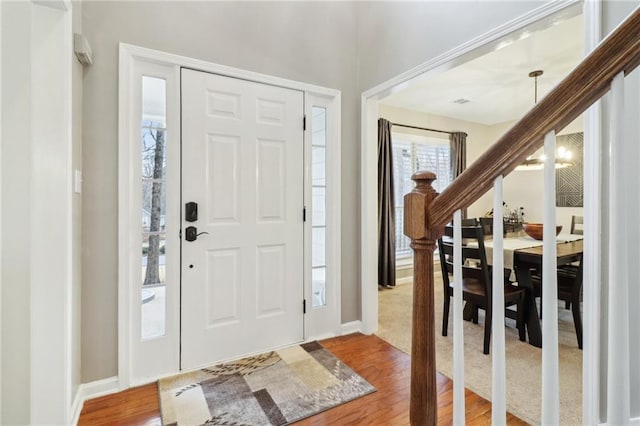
[404,171,439,426]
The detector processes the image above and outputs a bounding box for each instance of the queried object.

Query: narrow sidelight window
[311,107,327,307]
[141,76,167,339]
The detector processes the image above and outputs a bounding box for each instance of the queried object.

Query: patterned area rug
[158,341,375,425]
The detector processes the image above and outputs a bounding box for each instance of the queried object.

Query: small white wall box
[74,33,93,65]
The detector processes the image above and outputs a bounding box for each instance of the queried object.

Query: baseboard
[69,387,83,426]
[599,416,640,425]
[341,320,362,336]
[70,376,119,425]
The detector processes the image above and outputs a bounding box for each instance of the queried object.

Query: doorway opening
[363,3,591,425]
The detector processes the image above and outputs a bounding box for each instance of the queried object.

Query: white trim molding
[0,0,3,420]
[340,320,362,336]
[600,416,640,426]
[119,44,342,389]
[70,376,120,426]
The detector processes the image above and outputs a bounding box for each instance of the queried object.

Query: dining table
[468,233,584,348]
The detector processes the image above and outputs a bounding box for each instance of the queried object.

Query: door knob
[185,226,209,242]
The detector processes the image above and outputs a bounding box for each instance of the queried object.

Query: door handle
[185,226,209,242]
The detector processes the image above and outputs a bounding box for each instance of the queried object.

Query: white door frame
[359,1,602,424]
[118,44,342,388]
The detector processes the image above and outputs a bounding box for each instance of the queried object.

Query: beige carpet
[378,274,582,426]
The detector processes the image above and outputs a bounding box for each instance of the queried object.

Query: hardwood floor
[78,333,527,425]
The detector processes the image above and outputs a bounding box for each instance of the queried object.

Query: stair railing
[404,6,640,425]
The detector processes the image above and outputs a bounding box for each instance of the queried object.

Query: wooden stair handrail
[430,5,640,229]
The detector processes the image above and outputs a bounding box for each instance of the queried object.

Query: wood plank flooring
[78,333,528,425]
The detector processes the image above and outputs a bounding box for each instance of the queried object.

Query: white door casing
[180,69,305,369]
[119,45,341,386]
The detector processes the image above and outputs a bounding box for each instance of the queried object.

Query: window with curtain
[392,133,451,258]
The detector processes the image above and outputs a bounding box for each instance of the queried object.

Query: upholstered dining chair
[437,224,526,354]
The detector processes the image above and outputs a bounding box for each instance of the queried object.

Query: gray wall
[71,0,84,402]
[80,0,579,383]
[81,1,359,382]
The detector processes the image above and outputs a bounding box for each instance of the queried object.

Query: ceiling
[380,14,584,126]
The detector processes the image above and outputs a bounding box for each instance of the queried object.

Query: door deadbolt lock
[185,226,209,242]
[185,202,198,222]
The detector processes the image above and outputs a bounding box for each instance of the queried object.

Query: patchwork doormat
[158,341,376,425]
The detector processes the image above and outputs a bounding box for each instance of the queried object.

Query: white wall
[1,3,32,422]
[1,2,79,423]
[471,116,584,232]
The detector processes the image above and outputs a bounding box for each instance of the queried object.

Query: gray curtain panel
[450,131,467,178]
[450,131,467,217]
[378,118,396,287]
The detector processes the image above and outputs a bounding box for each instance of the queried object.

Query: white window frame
[119,54,181,386]
[119,44,341,388]
[304,94,342,340]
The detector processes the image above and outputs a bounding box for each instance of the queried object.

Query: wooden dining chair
[570,215,584,235]
[531,254,584,349]
[461,218,479,226]
[438,224,526,354]
[478,217,493,236]
[558,214,583,307]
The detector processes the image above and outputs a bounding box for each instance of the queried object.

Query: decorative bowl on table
[522,223,562,240]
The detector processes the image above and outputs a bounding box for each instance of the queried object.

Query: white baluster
[542,130,560,424]
[607,71,631,425]
[492,176,506,425]
[582,4,602,423]
[452,210,465,425]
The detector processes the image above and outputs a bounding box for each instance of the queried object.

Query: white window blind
[392,134,451,258]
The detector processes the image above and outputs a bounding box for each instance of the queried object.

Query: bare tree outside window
[142,124,166,286]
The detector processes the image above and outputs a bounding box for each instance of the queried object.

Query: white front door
[180,69,305,369]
